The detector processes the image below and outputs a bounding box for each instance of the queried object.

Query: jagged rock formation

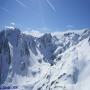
[0,28,90,90]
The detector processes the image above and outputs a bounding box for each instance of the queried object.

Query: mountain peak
[0,28,90,90]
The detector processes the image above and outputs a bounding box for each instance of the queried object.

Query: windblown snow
[0,27,90,90]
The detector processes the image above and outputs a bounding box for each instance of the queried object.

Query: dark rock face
[80,30,90,41]
[6,28,21,47]
[37,33,57,64]
[22,34,37,55]
[21,40,30,56]
[72,67,79,84]
[0,31,11,85]
[88,37,90,45]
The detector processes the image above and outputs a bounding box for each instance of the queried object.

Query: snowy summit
[0,28,90,90]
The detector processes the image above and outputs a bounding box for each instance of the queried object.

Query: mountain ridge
[0,28,90,90]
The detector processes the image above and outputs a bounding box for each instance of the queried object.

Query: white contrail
[46,0,56,12]
[15,0,27,8]
[0,7,9,13]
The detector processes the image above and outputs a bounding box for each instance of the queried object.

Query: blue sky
[0,0,90,31]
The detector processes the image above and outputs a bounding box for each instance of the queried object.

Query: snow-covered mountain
[0,27,90,90]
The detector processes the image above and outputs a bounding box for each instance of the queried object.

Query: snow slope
[0,28,90,90]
